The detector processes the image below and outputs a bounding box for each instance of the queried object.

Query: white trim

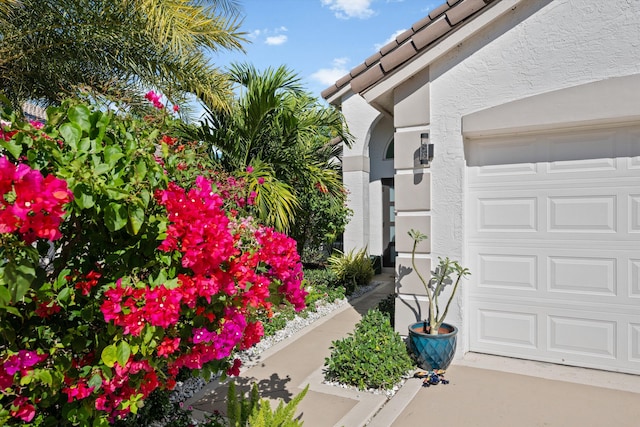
[395,125,429,133]
[396,211,431,217]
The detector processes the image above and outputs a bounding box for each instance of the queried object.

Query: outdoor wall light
[419,132,434,166]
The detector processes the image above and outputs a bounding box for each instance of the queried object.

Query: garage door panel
[548,315,617,359]
[548,256,616,296]
[470,301,640,373]
[471,246,634,306]
[470,190,639,240]
[467,125,640,373]
[631,260,640,297]
[475,308,538,349]
[630,324,640,363]
[478,253,538,290]
[477,197,537,232]
[548,195,616,233]
[631,195,640,232]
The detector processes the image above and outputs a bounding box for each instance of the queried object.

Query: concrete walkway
[186,274,640,426]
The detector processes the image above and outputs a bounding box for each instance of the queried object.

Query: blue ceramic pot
[408,322,458,371]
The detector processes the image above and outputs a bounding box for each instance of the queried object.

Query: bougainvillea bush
[0,96,307,426]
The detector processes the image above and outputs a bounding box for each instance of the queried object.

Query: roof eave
[361,0,523,111]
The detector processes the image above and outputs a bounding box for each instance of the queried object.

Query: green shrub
[303,268,345,307]
[323,309,413,390]
[303,268,340,289]
[327,248,374,294]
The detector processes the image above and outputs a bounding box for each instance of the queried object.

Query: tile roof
[321,0,497,100]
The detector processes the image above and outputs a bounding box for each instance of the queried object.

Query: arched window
[384,138,394,160]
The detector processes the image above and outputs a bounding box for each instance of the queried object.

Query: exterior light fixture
[419,132,434,166]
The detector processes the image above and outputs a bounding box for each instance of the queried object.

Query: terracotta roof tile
[336,73,353,88]
[446,0,488,26]
[428,3,451,19]
[321,85,339,99]
[350,62,368,77]
[351,64,385,94]
[322,0,497,100]
[412,16,452,50]
[379,39,399,55]
[411,16,432,32]
[396,28,414,44]
[364,52,383,66]
[380,42,418,72]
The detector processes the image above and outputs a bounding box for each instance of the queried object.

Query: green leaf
[87,374,103,390]
[3,257,36,302]
[57,287,71,304]
[0,285,11,306]
[135,160,148,180]
[104,146,124,167]
[60,123,82,150]
[116,341,131,366]
[68,105,91,132]
[37,369,53,386]
[94,163,110,176]
[73,183,95,209]
[127,205,144,235]
[101,344,117,368]
[0,305,22,318]
[0,139,22,159]
[78,137,91,153]
[139,189,151,208]
[104,202,128,231]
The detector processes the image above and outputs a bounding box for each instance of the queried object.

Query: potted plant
[406,229,470,371]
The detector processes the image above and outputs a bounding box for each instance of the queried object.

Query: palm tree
[0,0,246,112]
[190,63,352,235]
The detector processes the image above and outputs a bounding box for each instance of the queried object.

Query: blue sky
[211,0,442,99]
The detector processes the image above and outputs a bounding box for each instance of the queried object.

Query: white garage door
[466,125,640,374]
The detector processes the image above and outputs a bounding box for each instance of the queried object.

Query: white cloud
[265,35,288,46]
[321,0,375,19]
[374,29,406,50]
[310,58,350,85]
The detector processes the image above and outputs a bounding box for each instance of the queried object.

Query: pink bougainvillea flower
[3,350,47,375]
[157,337,181,358]
[144,285,182,328]
[226,358,242,377]
[192,327,216,344]
[10,396,35,422]
[173,104,180,112]
[246,166,254,173]
[74,270,102,296]
[62,380,95,402]
[34,300,61,318]
[0,364,14,389]
[0,156,72,242]
[240,321,264,350]
[29,120,44,130]
[161,134,177,146]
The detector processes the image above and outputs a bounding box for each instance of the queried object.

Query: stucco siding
[427,0,640,352]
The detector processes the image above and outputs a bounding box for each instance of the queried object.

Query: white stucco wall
[340,93,382,252]
[427,0,640,350]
